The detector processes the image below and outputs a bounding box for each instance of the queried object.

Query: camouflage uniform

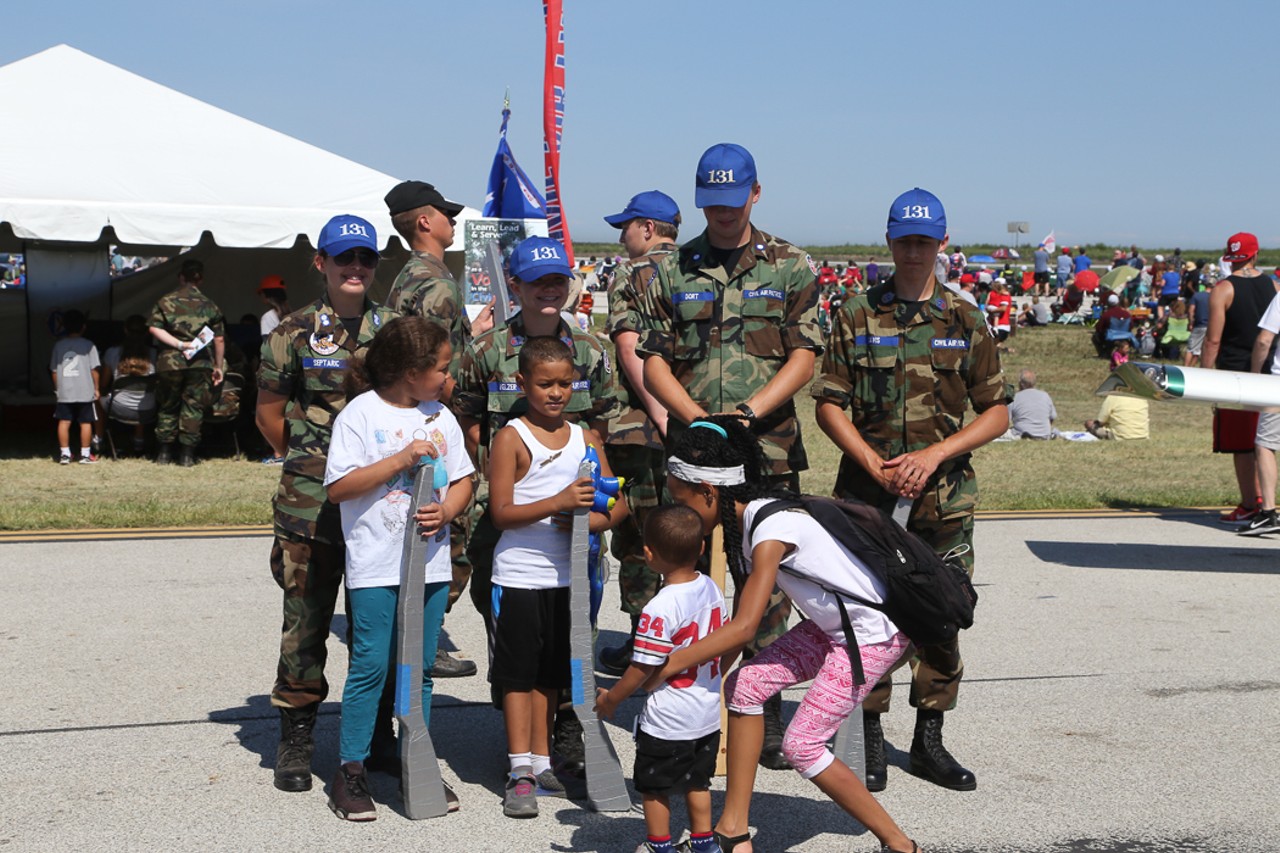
[259,296,397,709]
[604,243,677,616]
[811,277,1008,712]
[148,283,225,447]
[385,251,472,377]
[451,314,620,624]
[637,227,824,650]
[385,251,476,606]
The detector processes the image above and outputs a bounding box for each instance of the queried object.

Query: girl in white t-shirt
[655,417,918,853]
[322,316,475,821]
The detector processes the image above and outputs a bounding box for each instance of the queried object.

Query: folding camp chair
[103,373,157,459]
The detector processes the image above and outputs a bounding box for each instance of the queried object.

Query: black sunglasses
[332,248,380,268]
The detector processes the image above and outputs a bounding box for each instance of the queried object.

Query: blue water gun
[583,444,623,626]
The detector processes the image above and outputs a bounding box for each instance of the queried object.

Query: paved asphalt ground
[2,510,1277,852]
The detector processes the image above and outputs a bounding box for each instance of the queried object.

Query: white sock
[530,753,551,775]
[80,447,91,458]
[60,447,71,456]
[508,752,532,775]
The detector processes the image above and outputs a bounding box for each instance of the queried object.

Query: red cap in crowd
[1222,232,1259,263]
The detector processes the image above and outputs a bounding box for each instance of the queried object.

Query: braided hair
[667,415,796,587]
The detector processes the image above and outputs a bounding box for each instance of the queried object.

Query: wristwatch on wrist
[735,403,757,421]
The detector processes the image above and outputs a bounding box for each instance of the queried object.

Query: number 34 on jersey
[634,606,726,688]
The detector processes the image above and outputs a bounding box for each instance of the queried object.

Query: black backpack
[748,496,978,685]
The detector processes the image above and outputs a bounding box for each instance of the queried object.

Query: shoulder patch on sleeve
[806,254,818,276]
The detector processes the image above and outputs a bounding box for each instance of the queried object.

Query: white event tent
[0,45,481,396]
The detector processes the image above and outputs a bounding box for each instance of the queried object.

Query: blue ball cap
[603,190,681,228]
[318,214,379,255]
[694,143,757,208]
[509,236,573,282]
[886,188,947,241]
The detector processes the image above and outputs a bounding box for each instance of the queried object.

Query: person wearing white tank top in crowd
[486,336,628,819]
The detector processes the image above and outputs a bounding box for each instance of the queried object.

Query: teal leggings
[339,582,449,764]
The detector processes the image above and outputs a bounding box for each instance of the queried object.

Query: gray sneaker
[503,770,538,818]
[534,768,566,798]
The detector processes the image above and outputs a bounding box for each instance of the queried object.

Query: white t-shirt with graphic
[632,573,726,741]
[742,499,897,646]
[324,391,474,589]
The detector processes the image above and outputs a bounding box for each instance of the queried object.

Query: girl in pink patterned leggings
[657,417,919,853]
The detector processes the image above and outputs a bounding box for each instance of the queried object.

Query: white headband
[667,456,746,486]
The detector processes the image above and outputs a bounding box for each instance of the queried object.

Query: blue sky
[4,0,1278,249]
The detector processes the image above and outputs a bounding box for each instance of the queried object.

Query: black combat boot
[864,711,887,792]
[908,709,976,791]
[274,705,318,792]
[430,647,477,678]
[552,704,585,776]
[155,443,173,465]
[178,445,196,467]
[597,614,640,676]
[759,693,792,770]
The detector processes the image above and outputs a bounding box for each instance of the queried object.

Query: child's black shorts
[489,585,571,691]
[53,401,97,423]
[632,728,720,795]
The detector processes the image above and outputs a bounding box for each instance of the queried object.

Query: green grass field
[0,324,1239,530]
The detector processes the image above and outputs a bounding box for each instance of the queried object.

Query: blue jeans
[339,582,449,764]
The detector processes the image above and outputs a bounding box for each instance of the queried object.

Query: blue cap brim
[603,211,632,228]
[886,223,946,241]
[695,184,751,209]
[321,236,379,256]
[513,261,574,282]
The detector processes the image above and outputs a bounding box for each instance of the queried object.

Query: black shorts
[1033,270,1050,284]
[633,728,719,795]
[489,585,571,691]
[53,401,98,423]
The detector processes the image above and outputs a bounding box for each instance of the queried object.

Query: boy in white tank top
[487,337,627,818]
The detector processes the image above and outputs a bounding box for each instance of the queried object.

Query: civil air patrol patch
[880,291,894,304]
[319,314,331,327]
[935,298,946,310]
[931,337,969,349]
[806,254,818,275]
[310,332,339,356]
[744,288,784,300]
[601,350,612,374]
[372,313,382,328]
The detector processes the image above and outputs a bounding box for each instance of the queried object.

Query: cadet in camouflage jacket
[635,226,824,477]
[813,187,1009,792]
[255,215,397,753]
[604,242,677,620]
[147,260,226,451]
[385,252,472,377]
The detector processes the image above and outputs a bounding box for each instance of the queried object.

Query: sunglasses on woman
[332,248,380,268]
